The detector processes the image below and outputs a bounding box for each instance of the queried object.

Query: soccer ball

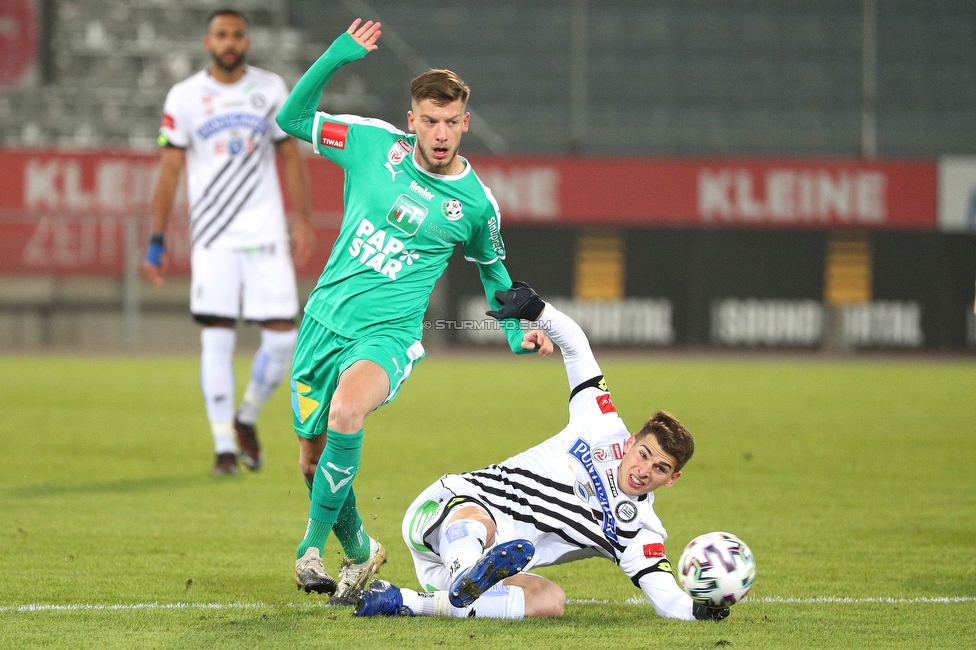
[677,531,756,607]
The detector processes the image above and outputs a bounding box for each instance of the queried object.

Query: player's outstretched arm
[638,572,700,621]
[487,282,602,388]
[276,19,381,142]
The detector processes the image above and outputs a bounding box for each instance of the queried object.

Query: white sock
[399,588,437,616]
[200,327,237,454]
[431,584,526,619]
[439,520,488,581]
[237,328,297,424]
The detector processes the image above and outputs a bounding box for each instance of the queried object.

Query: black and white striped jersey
[159,66,290,249]
[443,385,671,581]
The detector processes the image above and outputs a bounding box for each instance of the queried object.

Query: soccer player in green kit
[276,19,551,604]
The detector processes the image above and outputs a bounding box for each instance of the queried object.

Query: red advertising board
[0,148,937,276]
[469,155,937,228]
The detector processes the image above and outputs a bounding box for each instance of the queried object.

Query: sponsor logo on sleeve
[643,543,666,559]
[486,215,504,256]
[596,393,616,414]
[320,121,349,149]
[161,113,175,130]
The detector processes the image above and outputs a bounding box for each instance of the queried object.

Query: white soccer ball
[677,531,756,607]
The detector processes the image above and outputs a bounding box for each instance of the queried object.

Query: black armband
[569,375,609,401]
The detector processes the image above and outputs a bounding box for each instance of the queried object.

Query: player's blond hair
[411,69,470,108]
[636,411,695,471]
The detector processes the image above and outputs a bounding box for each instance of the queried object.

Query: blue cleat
[354,580,414,617]
[449,539,535,608]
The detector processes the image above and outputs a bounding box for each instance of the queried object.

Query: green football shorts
[291,315,425,439]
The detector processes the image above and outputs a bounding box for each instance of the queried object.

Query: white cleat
[328,538,388,606]
[295,547,337,595]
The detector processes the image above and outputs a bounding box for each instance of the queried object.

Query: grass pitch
[1,352,974,649]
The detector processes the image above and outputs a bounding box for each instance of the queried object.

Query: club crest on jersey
[442,199,464,221]
[592,443,622,463]
[249,92,266,108]
[615,500,637,523]
[388,138,413,164]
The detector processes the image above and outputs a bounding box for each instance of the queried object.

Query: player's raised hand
[347,19,381,51]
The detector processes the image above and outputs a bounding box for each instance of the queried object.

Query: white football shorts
[402,478,496,592]
[190,241,299,322]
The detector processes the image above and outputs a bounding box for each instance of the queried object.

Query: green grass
[1,353,975,649]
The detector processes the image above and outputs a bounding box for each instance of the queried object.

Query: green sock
[333,487,370,563]
[296,429,363,559]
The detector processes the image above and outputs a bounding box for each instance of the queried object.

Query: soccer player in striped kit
[356,284,731,622]
[143,9,313,476]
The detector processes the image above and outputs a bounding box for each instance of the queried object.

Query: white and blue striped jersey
[404,305,695,619]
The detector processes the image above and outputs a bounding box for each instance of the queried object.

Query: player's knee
[533,582,566,618]
[327,396,370,432]
[511,576,565,618]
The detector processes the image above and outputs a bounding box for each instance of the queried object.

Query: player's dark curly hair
[636,411,694,471]
[207,8,248,28]
[411,69,470,108]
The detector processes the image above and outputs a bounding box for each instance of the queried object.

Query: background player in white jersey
[355,283,731,622]
[274,20,549,604]
[142,9,314,476]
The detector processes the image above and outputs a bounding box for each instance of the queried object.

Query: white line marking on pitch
[3,597,975,614]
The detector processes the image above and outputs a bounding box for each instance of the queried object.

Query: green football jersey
[277,32,528,351]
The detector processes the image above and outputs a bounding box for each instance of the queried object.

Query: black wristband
[149,233,165,246]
